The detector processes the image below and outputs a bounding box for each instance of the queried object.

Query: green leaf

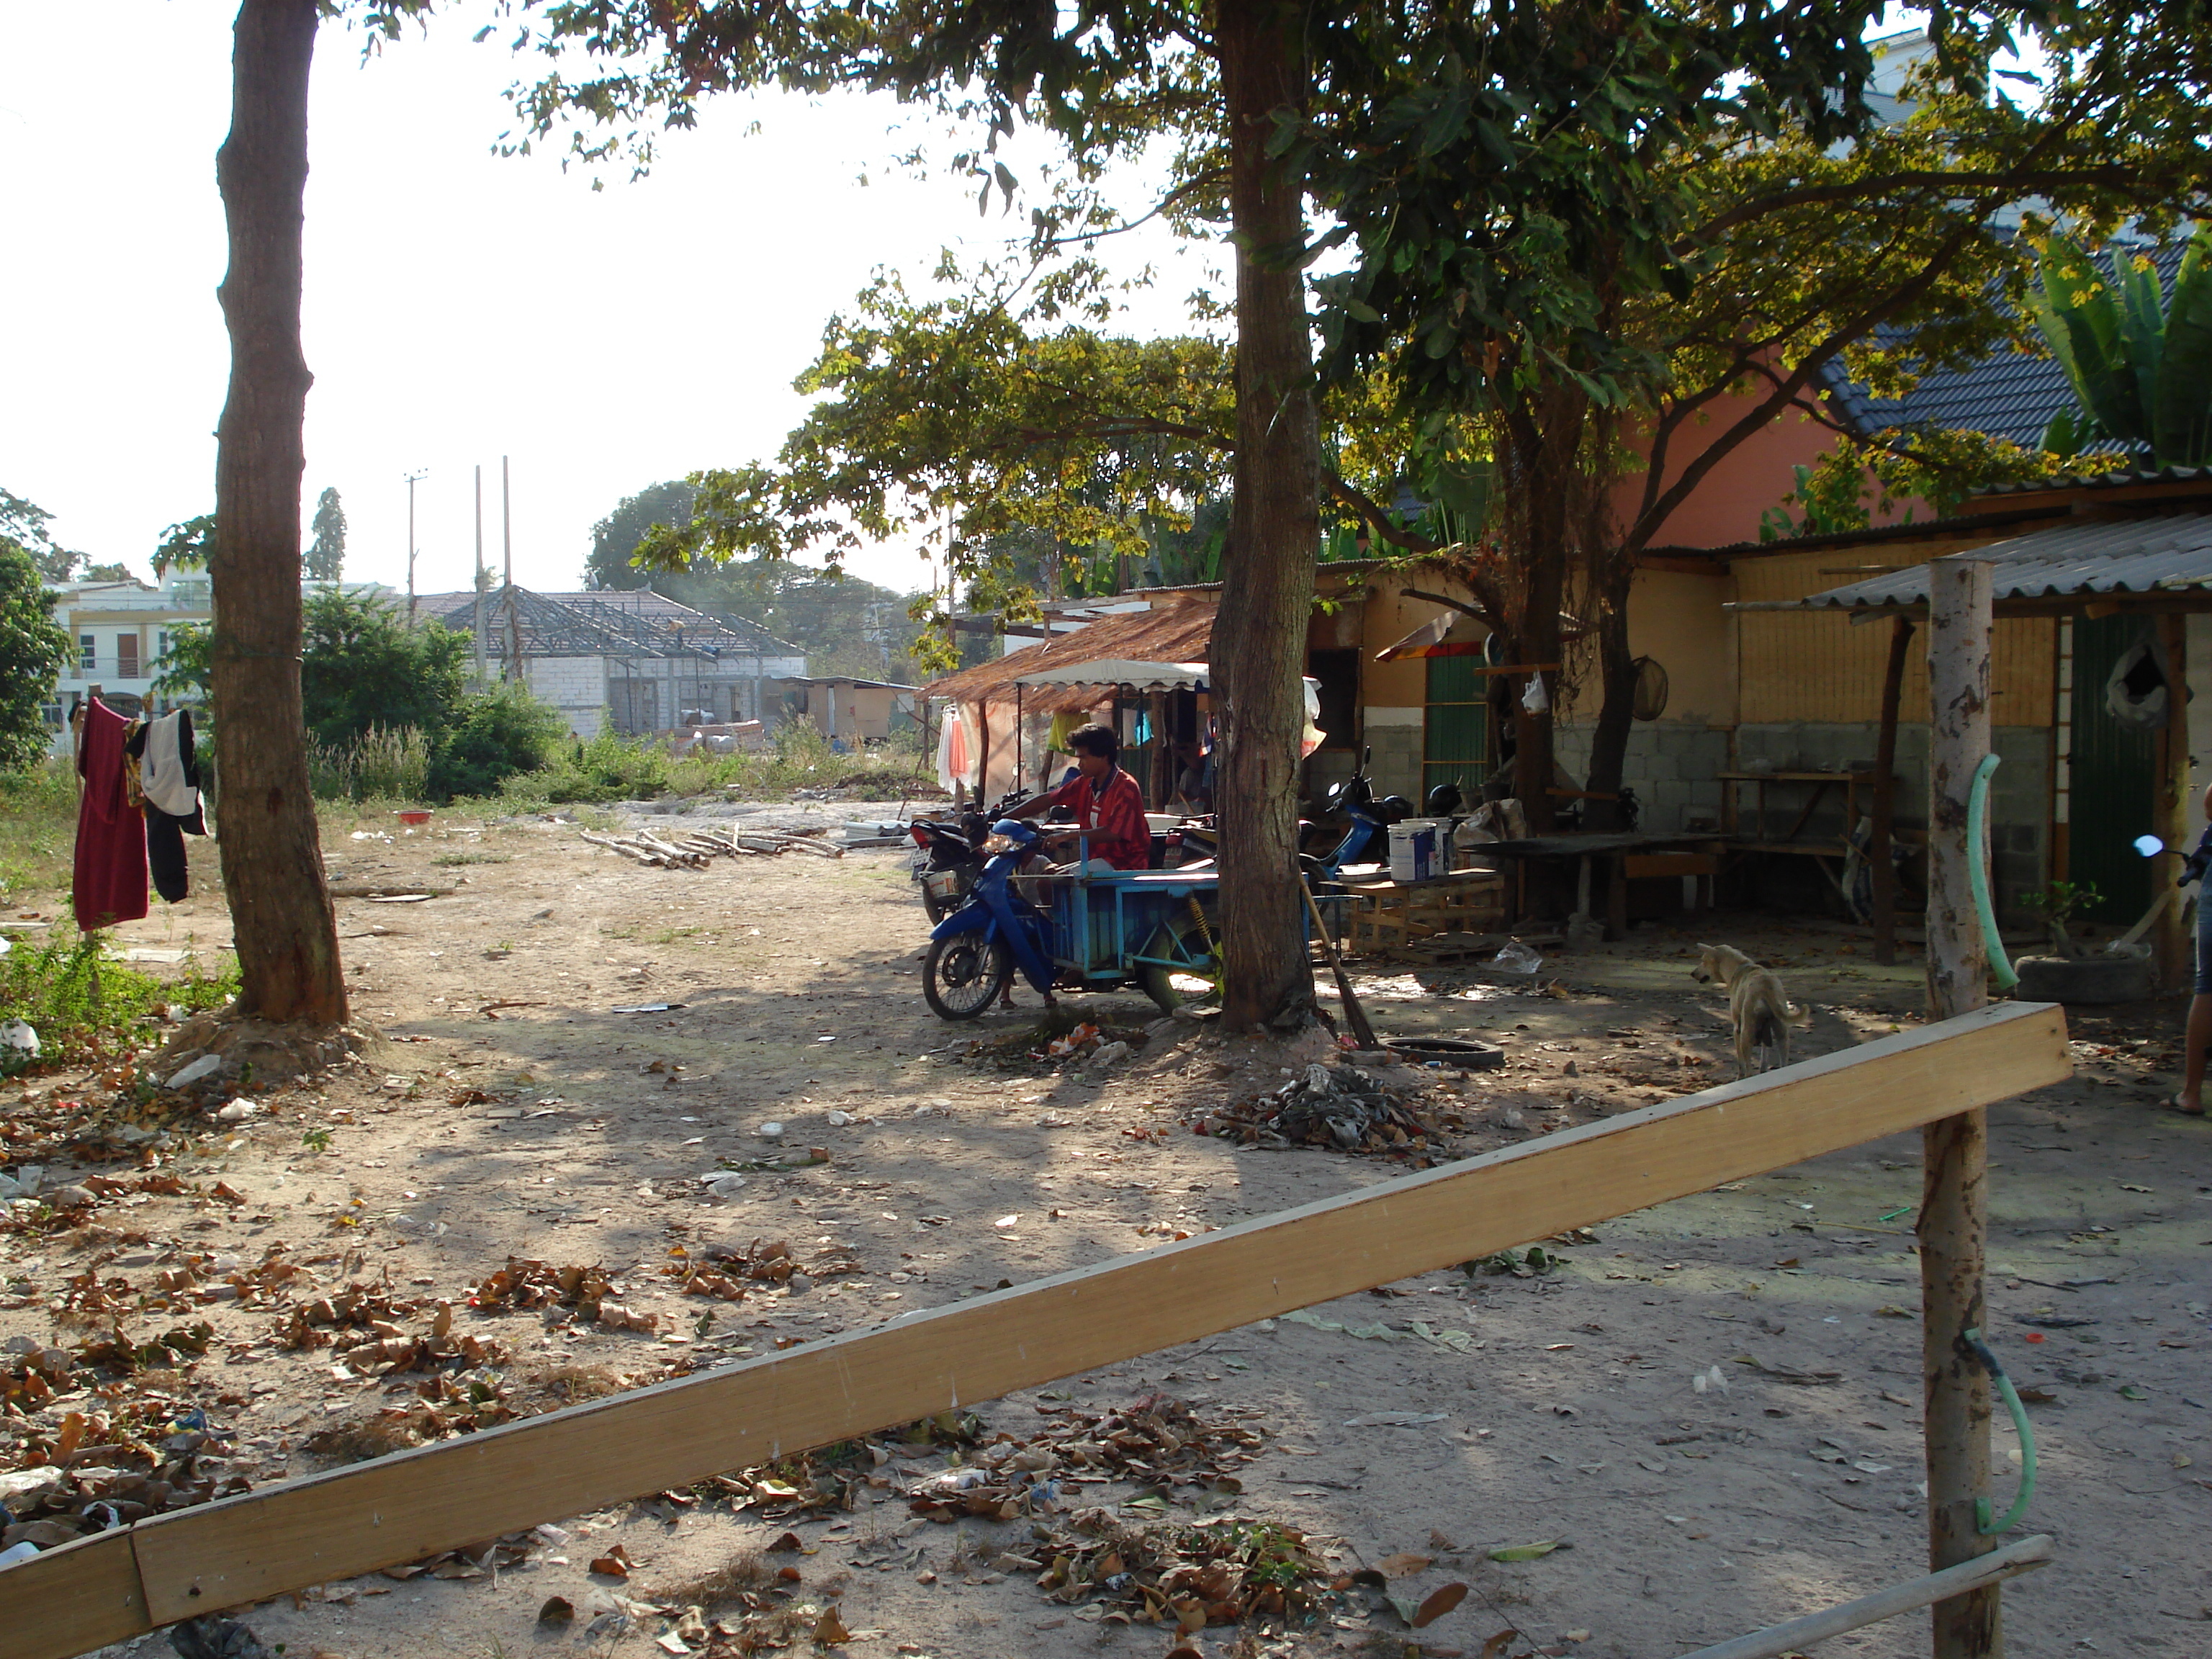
[2154,228,2212,466]
[2118,1384,2149,1401]
[1488,1540,1562,1562]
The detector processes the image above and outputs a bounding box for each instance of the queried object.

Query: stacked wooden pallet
[1337,869,1507,956]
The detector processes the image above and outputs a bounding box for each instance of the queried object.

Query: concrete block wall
[1732,721,2048,926]
[1364,710,1424,801]
[1552,722,1730,832]
[525,657,608,739]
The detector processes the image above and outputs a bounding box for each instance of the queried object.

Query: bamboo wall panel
[1733,548,2054,727]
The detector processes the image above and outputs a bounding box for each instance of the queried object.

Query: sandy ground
[3,801,2208,1659]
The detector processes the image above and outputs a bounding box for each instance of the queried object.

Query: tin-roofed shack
[1717,468,2212,943]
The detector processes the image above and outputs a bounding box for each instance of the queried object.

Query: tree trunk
[1214,0,1320,1031]
[1580,559,1639,833]
[212,0,346,1026]
[1871,614,1914,964]
[1923,556,2000,1659]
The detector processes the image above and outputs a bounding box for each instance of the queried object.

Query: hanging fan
[1632,656,1670,721]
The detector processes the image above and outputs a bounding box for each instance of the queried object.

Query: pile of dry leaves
[0,1392,247,1551]
[469,1256,667,1334]
[660,1238,866,1302]
[1191,1063,1462,1160]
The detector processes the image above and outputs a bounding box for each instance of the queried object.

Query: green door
[1424,655,1488,804]
[2067,615,2157,923]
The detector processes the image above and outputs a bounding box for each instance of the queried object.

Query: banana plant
[2031,226,2212,467]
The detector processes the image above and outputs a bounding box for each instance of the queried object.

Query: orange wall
[1615,386,1927,552]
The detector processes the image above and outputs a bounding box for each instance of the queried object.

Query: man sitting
[1007,722,1151,872]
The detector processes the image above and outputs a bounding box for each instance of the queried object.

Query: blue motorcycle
[921,819,1224,1020]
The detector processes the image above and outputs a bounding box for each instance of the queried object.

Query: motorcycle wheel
[1139,912,1223,1015]
[923,933,1011,1020]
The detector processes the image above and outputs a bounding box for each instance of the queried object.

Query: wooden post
[2156,612,2191,992]
[1923,556,2000,1658]
[1871,614,1914,965]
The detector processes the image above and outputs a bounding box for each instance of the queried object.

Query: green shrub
[0,935,238,1073]
[508,727,673,804]
[431,681,565,799]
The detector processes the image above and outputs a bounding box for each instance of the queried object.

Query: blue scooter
[921,819,1058,1019]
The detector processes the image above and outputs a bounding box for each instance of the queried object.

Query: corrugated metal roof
[1740,513,2212,611]
[924,598,1217,714]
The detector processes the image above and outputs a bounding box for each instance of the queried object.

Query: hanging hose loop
[1966,754,2020,991]
[1961,1325,2038,1534]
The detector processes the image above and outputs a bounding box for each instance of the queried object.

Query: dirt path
[3,806,2206,1659]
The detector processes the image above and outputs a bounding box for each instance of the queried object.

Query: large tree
[210,0,351,1026]
[0,487,84,584]
[1312,5,2212,827]
[305,485,347,580]
[520,1,1329,1029]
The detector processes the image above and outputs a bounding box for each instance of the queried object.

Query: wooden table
[1475,831,1725,940]
[1719,770,1877,853]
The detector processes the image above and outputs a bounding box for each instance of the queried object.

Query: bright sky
[0,2,1216,601]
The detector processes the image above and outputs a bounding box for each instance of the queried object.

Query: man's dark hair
[1067,721,1119,764]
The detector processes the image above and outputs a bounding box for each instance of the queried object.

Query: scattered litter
[703,1174,750,1200]
[612,1003,685,1015]
[1493,941,1544,974]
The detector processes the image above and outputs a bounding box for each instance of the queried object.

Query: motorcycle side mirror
[2136,835,2167,858]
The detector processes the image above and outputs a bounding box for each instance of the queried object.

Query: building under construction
[418,585,806,737]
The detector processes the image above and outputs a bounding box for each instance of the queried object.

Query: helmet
[1376,795,1416,824]
[1424,783,1464,817]
[989,819,1040,846]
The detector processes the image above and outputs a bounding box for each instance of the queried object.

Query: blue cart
[922,823,1223,1018]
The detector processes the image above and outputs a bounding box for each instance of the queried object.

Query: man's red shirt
[1046,765,1151,869]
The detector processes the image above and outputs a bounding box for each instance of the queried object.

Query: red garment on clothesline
[74,697,148,931]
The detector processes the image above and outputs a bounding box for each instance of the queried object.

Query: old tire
[2010,953,2153,1005]
[1140,912,1223,1015]
[923,933,1011,1020]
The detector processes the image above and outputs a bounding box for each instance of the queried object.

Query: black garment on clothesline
[126,711,206,904]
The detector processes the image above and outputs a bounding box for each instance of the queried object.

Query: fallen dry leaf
[538,1596,575,1624]
[1482,1631,1521,1659]
[814,1604,853,1645]
[588,1545,632,1578]
[1377,1551,1433,1579]
[1401,1581,1468,1629]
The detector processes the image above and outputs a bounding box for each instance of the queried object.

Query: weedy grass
[0,763,78,906]
[0,933,237,1073]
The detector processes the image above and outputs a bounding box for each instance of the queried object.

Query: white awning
[1012,659,1211,690]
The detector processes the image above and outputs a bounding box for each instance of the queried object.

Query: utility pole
[403,468,428,623]
[1924,554,2000,1659]
[502,455,521,683]
[472,465,487,688]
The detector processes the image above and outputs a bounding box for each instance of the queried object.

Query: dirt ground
[4,799,2208,1659]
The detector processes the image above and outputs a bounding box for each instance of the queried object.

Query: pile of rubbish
[1192,1062,1459,1159]
[0,1388,247,1557]
[906,1393,1268,1523]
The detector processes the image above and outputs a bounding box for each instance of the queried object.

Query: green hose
[1966,754,2020,991]
[1964,1326,2038,1534]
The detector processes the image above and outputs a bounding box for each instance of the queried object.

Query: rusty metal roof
[1735,513,2212,613]
[923,597,1218,712]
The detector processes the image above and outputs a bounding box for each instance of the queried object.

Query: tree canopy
[0,487,83,584]
[0,536,71,774]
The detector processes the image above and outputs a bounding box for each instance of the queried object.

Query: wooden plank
[6,1003,2069,1655]
[1,1527,147,1658]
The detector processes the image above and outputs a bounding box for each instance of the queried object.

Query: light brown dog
[1691,943,1801,1079]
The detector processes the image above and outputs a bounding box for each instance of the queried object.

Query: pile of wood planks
[580,824,848,867]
